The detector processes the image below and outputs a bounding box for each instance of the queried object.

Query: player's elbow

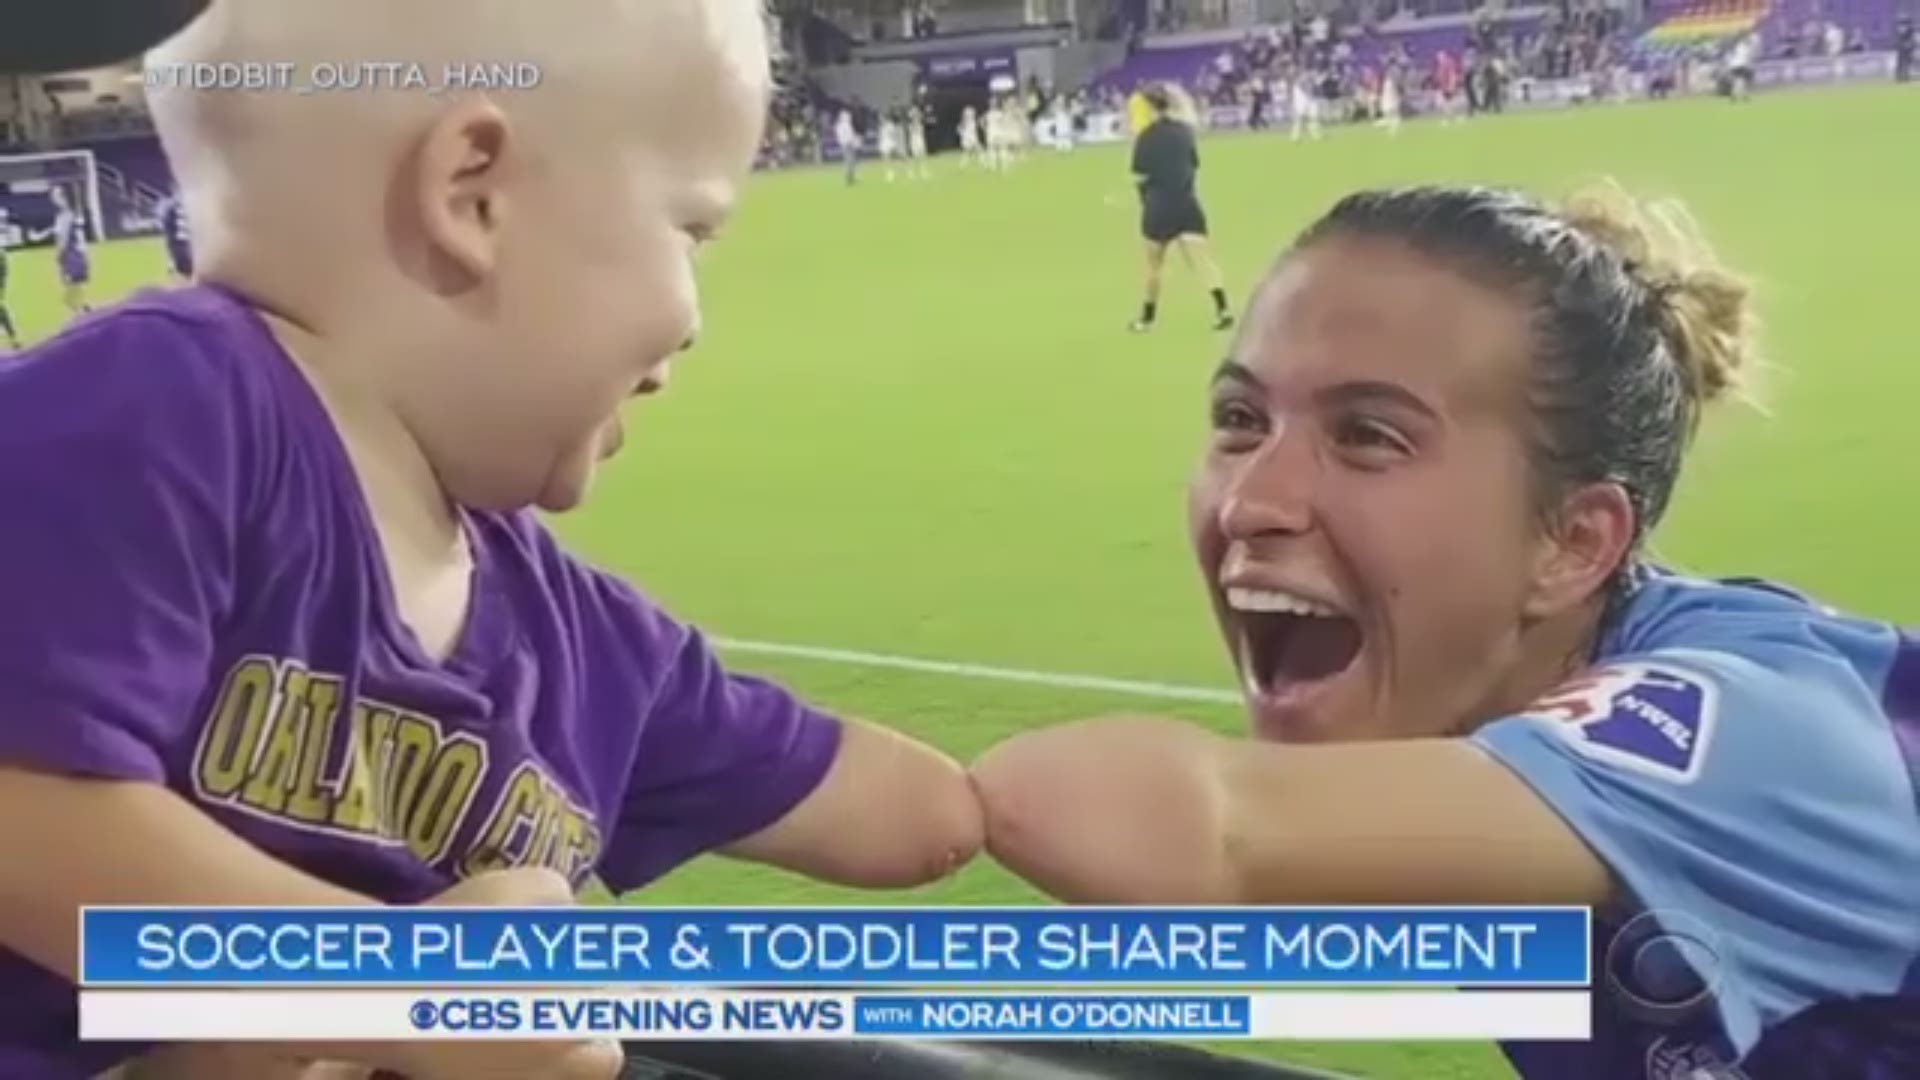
[972,722,1247,905]
[970,736,1120,903]
[970,740,1055,888]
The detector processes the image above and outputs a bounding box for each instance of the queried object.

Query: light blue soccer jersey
[1471,567,1920,1079]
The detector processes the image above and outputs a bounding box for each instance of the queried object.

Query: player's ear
[414,97,513,289]
[1523,480,1635,619]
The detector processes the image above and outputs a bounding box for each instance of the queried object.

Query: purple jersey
[54,210,88,286]
[54,208,84,253]
[0,285,843,1077]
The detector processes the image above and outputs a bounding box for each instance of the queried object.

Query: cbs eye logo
[1603,910,1726,1027]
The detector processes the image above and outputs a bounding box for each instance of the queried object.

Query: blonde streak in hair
[1560,178,1650,262]
[1567,182,1770,417]
[1643,197,1770,415]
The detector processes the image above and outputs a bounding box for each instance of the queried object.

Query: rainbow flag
[1641,2,1767,44]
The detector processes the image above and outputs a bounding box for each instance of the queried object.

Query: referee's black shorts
[1142,194,1209,244]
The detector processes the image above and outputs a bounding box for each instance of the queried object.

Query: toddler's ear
[414,97,514,290]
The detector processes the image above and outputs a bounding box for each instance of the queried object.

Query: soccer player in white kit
[877,113,901,182]
[906,104,930,179]
[1049,97,1076,152]
[1725,33,1756,101]
[958,105,982,168]
[1290,73,1322,141]
[835,107,860,185]
[1377,69,1402,135]
[985,101,1011,172]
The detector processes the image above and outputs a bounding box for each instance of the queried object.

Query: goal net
[0,149,105,248]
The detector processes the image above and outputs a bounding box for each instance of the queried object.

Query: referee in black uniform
[1128,83,1233,333]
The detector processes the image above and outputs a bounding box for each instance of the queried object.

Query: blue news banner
[77,908,1593,1041]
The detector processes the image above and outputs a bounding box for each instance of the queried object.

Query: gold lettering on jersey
[285,674,343,824]
[401,730,484,864]
[462,762,603,882]
[192,658,491,867]
[332,703,397,834]
[194,656,278,799]
[383,714,439,839]
[240,664,312,814]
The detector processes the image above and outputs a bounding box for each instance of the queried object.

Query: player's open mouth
[1226,585,1363,710]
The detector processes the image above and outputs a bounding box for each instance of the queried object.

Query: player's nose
[1217,426,1316,540]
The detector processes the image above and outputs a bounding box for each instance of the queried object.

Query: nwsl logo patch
[1644,1037,1749,1080]
[1526,663,1719,783]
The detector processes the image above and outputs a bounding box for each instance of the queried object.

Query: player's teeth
[1226,587,1336,617]
[1237,632,1266,696]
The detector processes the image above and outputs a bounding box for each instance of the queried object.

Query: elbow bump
[900,760,986,887]
[833,751,985,890]
[969,743,1052,875]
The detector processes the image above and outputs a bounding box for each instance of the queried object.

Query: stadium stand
[11,0,1901,185]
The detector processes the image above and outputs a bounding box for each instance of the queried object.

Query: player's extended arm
[969,716,1614,905]
[722,718,984,889]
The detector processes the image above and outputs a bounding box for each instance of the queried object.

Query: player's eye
[1331,414,1413,463]
[1210,397,1268,450]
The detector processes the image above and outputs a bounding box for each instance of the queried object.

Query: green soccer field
[27,84,1920,1078]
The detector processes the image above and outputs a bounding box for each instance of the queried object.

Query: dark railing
[618,1040,1355,1080]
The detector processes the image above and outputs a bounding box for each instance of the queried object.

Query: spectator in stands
[1898,18,1914,82]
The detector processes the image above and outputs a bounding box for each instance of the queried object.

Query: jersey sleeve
[590,580,843,892]
[0,311,243,783]
[1470,641,1920,1058]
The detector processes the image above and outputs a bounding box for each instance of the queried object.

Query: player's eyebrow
[1210,360,1262,390]
[1209,365,1440,421]
[1313,380,1439,421]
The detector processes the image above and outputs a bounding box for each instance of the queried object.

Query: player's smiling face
[1188,236,1550,744]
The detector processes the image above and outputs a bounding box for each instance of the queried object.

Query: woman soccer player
[976,184,1920,1077]
[1376,67,1402,135]
[1128,84,1232,333]
[958,105,983,168]
[33,186,92,317]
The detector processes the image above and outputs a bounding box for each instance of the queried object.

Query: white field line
[712,637,1241,705]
